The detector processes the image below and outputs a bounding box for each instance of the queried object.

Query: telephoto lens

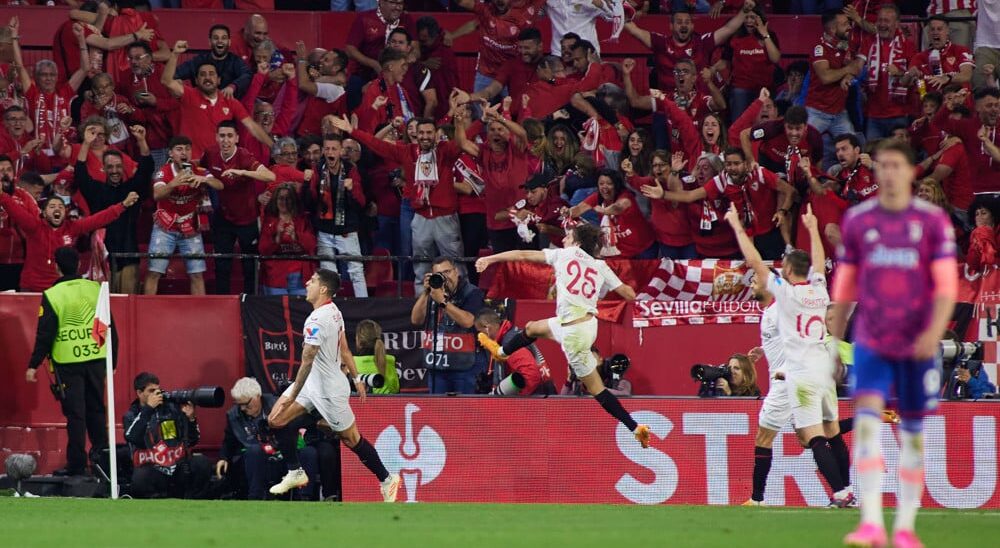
[358,373,385,389]
[491,372,526,395]
[162,386,225,408]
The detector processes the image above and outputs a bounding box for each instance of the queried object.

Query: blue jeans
[263,272,306,296]
[148,224,206,274]
[399,199,415,282]
[317,231,367,297]
[659,242,697,259]
[569,188,599,225]
[866,116,909,142]
[473,71,507,98]
[806,106,857,169]
[651,112,670,152]
[729,88,757,124]
[374,214,401,255]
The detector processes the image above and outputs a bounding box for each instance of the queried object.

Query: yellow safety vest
[354,354,400,395]
[45,279,107,365]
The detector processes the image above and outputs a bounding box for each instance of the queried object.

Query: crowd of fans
[0,0,997,299]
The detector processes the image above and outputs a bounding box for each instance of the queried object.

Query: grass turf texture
[2,499,998,547]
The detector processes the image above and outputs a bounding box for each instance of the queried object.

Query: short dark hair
[928,14,949,25]
[784,249,810,277]
[834,133,860,149]
[784,105,808,126]
[672,7,694,20]
[378,47,408,68]
[561,32,582,42]
[126,41,153,56]
[54,246,79,277]
[18,171,44,186]
[922,91,943,107]
[878,3,900,18]
[518,27,542,43]
[786,60,809,76]
[941,82,964,95]
[102,149,124,163]
[0,153,12,167]
[298,135,322,152]
[217,120,239,133]
[573,223,604,258]
[432,256,456,269]
[389,27,411,42]
[974,86,1000,101]
[875,140,917,165]
[416,16,440,37]
[723,147,746,161]
[322,133,343,145]
[413,117,437,129]
[209,24,230,38]
[572,39,595,55]
[475,307,502,325]
[167,136,192,149]
[134,372,160,392]
[314,268,341,297]
[597,168,625,196]
[42,196,64,209]
[3,105,26,118]
[821,10,842,29]
[196,61,218,75]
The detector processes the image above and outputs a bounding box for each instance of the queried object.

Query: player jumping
[834,142,957,548]
[726,201,853,507]
[475,223,651,448]
[267,269,402,501]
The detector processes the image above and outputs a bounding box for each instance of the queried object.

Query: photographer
[217,378,319,500]
[561,349,632,397]
[950,363,996,399]
[696,354,761,397]
[123,372,211,499]
[410,257,486,394]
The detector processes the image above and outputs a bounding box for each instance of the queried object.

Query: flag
[93,281,111,347]
[637,258,757,302]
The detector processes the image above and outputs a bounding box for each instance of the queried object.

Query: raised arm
[621,58,652,109]
[475,249,547,273]
[161,41,188,98]
[622,22,652,50]
[712,2,752,46]
[801,203,825,271]
[723,202,770,283]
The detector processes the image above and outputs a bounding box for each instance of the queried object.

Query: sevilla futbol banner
[240,296,429,393]
[632,300,765,328]
[342,397,1000,508]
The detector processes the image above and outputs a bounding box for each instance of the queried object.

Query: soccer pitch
[2,499,998,547]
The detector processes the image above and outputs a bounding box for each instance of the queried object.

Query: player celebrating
[726,203,853,507]
[267,269,401,501]
[834,142,957,548]
[475,224,651,448]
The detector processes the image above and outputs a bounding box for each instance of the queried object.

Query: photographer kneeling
[123,372,212,499]
[410,257,486,394]
[695,354,761,397]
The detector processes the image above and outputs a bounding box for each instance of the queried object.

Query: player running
[475,224,651,448]
[267,269,402,501]
[726,202,853,507]
[834,142,958,548]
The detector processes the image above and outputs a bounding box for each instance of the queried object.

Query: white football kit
[757,302,793,431]
[766,270,838,429]
[543,246,624,377]
[283,301,356,432]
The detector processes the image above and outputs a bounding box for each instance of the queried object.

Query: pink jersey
[838,199,956,359]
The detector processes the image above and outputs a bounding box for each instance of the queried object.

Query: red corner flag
[92,282,111,347]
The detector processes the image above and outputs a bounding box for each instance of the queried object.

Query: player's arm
[288,343,319,401]
[613,283,636,301]
[226,164,275,183]
[801,203,825,271]
[241,117,275,148]
[475,250,547,273]
[339,330,367,402]
[724,202,770,283]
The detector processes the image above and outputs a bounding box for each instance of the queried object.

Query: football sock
[349,436,390,482]
[808,436,845,494]
[894,419,925,533]
[839,417,854,433]
[829,433,852,489]
[595,389,639,432]
[273,424,301,471]
[500,331,536,357]
[751,446,773,502]
[853,408,885,527]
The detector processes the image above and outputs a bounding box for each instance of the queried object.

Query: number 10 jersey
[767,270,835,379]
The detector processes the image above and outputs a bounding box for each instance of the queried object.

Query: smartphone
[181,162,193,174]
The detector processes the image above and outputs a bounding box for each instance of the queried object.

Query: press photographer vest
[45,279,107,365]
[355,354,400,394]
[422,281,479,372]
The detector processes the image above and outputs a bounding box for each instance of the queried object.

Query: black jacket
[28,274,118,370]
[175,52,253,98]
[74,156,154,267]
[219,393,277,461]
[301,158,365,236]
[123,398,200,474]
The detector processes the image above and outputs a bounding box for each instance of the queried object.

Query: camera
[357,373,385,389]
[428,272,446,290]
[690,364,732,384]
[161,386,225,408]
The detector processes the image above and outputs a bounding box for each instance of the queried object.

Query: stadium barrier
[339,397,1000,507]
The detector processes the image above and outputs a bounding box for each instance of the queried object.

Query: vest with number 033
[45,278,107,365]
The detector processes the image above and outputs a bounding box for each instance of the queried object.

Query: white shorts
[283,384,355,433]
[785,374,838,429]
[547,316,598,378]
[758,377,792,431]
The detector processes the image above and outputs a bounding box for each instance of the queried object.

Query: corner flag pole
[94,282,118,499]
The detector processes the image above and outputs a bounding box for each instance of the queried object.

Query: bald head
[245,14,269,48]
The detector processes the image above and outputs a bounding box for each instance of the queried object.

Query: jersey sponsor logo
[814,45,824,57]
[752,128,765,140]
[739,48,765,56]
[375,403,446,502]
[867,244,920,268]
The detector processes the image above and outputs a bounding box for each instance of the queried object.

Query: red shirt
[858,33,918,118]
[153,162,211,234]
[583,190,656,258]
[703,167,781,237]
[795,191,848,259]
[258,213,317,289]
[68,143,138,184]
[935,108,1000,192]
[25,83,76,151]
[103,9,165,79]
[481,140,532,231]
[650,31,716,91]
[177,85,250,160]
[837,163,878,202]
[519,63,604,121]
[115,64,179,151]
[296,94,348,138]
[530,183,568,234]
[0,132,53,176]
[936,144,974,210]
[356,77,417,134]
[653,90,715,131]
[0,187,40,265]
[201,146,262,226]
[493,57,540,104]
[473,1,543,78]
[910,42,975,98]
[627,175,692,247]
[454,152,486,216]
[807,35,859,114]
[725,33,779,90]
[51,20,96,84]
[749,120,824,186]
[345,9,417,81]
[270,164,308,189]
[419,37,461,120]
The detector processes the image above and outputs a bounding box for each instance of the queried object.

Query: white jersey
[759,302,785,376]
[766,270,833,378]
[301,301,350,397]
[544,246,623,324]
[546,0,605,55]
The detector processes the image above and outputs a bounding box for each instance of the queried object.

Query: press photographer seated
[123,372,212,499]
[695,354,761,397]
[561,349,632,397]
[354,320,400,395]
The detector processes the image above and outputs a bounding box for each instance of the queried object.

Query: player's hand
[122,192,140,208]
[475,257,492,273]
[268,395,290,423]
[913,329,940,360]
[709,0,724,19]
[429,287,446,304]
[181,402,195,419]
[372,95,388,111]
[281,63,296,81]
[83,125,100,145]
[173,40,189,55]
[799,156,812,175]
[327,114,353,134]
[957,368,972,383]
[221,86,236,99]
[355,379,367,403]
[25,368,37,383]
[859,153,873,169]
[747,346,764,363]
[842,4,860,23]
[221,168,242,179]
[980,125,992,142]
[724,203,742,228]
[758,87,770,102]
[801,203,818,232]
[715,378,731,395]
[671,151,688,173]
[147,390,163,409]
[134,23,154,43]
[984,64,997,78]
[343,177,354,191]
[215,459,228,478]
[424,56,442,71]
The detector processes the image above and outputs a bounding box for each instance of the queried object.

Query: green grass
[2,499,998,547]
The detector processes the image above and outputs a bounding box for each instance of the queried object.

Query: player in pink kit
[832,142,958,548]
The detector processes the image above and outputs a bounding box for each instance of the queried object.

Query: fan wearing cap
[505,173,569,248]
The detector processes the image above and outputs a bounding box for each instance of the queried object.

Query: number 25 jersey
[544,247,624,324]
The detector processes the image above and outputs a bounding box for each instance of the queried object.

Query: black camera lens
[428,272,446,289]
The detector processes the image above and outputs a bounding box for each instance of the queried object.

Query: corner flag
[93,282,111,347]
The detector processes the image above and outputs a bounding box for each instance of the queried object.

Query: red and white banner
[343,398,1000,508]
[632,300,765,328]
[638,259,756,302]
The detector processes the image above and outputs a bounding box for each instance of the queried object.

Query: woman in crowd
[542,125,579,178]
[724,6,781,121]
[258,184,316,295]
[353,319,400,395]
[965,194,1000,272]
[625,150,696,259]
[566,168,656,259]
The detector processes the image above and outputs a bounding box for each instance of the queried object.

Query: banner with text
[240,296,429,393]
[632,300,765,328]
[342,398,1000,508]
